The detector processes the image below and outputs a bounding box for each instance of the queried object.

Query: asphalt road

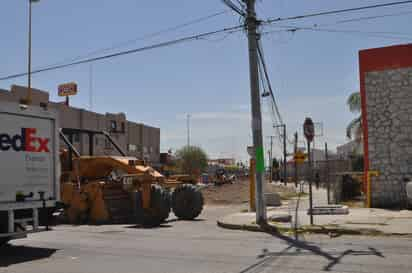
[1,205,412,273]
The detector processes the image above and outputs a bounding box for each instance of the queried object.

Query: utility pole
[187,114,191,147]
[325,142,330,204]
[274,124,287,185]
[245,0,266,225]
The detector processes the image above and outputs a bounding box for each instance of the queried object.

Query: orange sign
[58,82,78,97]
[293,151,306,164]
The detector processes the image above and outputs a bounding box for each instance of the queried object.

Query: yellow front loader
[59,128,203,227]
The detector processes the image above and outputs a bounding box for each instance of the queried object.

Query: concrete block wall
[360,44,412,208]
[365,68,412,207]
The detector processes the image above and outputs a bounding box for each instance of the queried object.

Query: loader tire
[172,184,204,220]
[140,185,170,227]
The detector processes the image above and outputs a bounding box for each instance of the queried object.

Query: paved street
[1,205,412,273]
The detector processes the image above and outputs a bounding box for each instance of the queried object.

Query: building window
[129,144,137,152]
[73,133,80,143]
[105,139,112,149]
[121,122,125,133]
[110,120,117,132]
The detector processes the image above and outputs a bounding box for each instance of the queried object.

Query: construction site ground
[201,178,298,205]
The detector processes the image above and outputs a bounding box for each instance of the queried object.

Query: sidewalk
[217,183,412,236]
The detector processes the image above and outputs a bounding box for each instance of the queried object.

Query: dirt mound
[201,178,297,205]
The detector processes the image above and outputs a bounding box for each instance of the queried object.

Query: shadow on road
[0,245,57,267]
[125,224,173,229]
[166,218,206,223]
[238,225,385,272]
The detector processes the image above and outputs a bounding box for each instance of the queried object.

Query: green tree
[175,146,208,176]
[346,92,362,140]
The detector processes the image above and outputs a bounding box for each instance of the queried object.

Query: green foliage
[346,92,362,140]
[346,92,361,113]
[175,146,208,175]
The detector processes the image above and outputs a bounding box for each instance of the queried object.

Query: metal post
[187,114,191,147]
[283,124,287,186]
[294,132,298,188]
[269,136,273,183]
[26,0,33,105]
[308,141,314,225]
[89,64,93,111]
[246,0,266,225]
[8,210,14,233]
[325,142,330,204]
[32,208,39,230]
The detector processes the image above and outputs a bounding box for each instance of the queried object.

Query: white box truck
[0,101,59,245]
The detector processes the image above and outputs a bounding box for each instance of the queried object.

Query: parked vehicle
[0,102,59,245]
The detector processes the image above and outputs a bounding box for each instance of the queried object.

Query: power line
[34,10,229,70]
[257,41,283,127]
[325,10,412,25]
[4,1,412,81]
[221,0,246,16]
[262,25,412,40]
[0,24,243,81]
[264,1,412,24]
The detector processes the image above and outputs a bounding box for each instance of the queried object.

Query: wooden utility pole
[245,0,266,224]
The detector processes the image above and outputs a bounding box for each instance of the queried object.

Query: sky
[1,0,411,163]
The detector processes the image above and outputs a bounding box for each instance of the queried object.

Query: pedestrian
[315,172,320,189]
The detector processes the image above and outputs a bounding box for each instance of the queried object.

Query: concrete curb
[217,219,412,237]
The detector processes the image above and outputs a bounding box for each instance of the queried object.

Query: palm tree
[346,92,362,140]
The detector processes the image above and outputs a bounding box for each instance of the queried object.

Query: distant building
[208,158,236,166]
[336,140,363,159]
[296,147,339,162]
[0,85,160,163]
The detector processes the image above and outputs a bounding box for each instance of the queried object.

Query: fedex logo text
[0,128,50,153]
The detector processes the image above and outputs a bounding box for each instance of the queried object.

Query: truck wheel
[139,185,170,227]
[172,184,204,220]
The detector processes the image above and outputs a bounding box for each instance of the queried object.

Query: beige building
[0,85,160,163]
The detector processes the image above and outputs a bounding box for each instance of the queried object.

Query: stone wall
[365,67,412,207]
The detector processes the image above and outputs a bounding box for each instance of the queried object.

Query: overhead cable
[264,1,412,24]
[0,24,243,81]
[34,10,229,70]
